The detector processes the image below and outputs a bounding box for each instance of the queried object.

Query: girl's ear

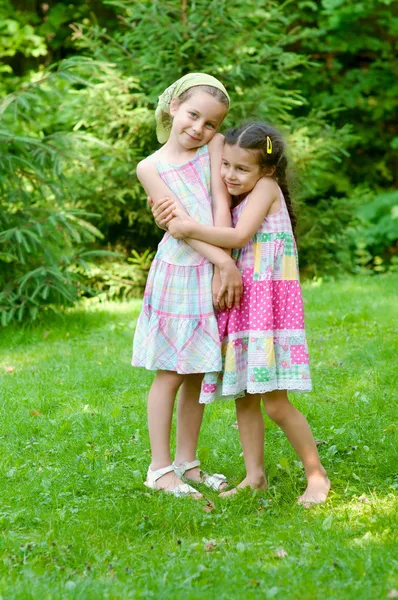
[169,97,180,116]
[262,165,276,177]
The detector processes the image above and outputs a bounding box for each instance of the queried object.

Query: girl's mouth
[186,132,201,141]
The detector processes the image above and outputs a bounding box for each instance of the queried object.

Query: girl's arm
[169,178,280,249]
[208,134,232,228]
[208,133,232,310]
[136,158,242,307]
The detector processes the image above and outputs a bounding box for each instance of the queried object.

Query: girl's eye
[206,123,215,129]
[189,112,198,118]
[238,167,248,172]
[221,161,229,167]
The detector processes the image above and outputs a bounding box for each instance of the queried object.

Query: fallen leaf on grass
[322,514,333,530]
[204,540,217,552]
[5,366,16,373]
[231,421,239,430]
[315,439,328,446]
[275,548,288,559]
[384,424,397,434]
[202,501,214,513]
[43,331,50,339]
[30,410,43,417]
[387,591,398,599]
[358,495,369,503]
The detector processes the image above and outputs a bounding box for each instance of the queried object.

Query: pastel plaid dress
[200,188,312,403]
[132,145,221,374]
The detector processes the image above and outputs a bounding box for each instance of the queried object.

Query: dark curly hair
[224,122,296,233]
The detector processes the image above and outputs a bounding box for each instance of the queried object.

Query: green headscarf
[155,72,230,144]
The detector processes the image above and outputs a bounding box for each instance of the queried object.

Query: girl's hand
[212,269,226,310]
[218,259,242,309]
[168,206,195,239]
[149,196,176,228]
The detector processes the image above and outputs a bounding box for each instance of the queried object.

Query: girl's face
[221,144,263,196]
[169,89,227,150]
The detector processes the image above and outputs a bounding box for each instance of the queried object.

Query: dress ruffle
[133,313,221,374]
[199,265,312,403]
[132,258,221,373]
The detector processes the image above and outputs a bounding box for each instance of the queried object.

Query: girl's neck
[160,134,200,166]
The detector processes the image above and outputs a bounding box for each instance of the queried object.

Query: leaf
[387,590,398,599]
[384,424,398,434]
[358,495,369,503]
[275,548,288,558]
[322,514,333,530]
[236,542,246,552]
[5,366,16,373]
[202,501,214,513]
[30,410,44,417]
[204,540,217,552]
[279,457,290,470]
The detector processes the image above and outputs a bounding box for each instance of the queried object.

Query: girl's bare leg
[174,373,204,481]
[174,373,228,489]
[262,390,330,504]
[221,393,267,497]
[147,369,186,491]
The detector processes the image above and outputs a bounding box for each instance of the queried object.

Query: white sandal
[144,464,201,497]
[173,459,228,492]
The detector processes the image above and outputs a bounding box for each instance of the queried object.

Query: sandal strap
[146,464,175,485]
[173,459,200,477]
[204,473,228,491]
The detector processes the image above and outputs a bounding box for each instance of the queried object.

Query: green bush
[0,59,114,325]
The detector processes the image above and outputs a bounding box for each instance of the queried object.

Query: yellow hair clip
[266,136,272,154]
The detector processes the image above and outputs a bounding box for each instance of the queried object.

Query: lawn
[0,275,397,600]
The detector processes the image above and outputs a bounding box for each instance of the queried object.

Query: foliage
[68,0,356,264]
[289,0,398,188]
[0,58,114,325]
[1,0,397,320]
[0,0,117,94]
[1,275,398,598]
[81,250,156,301]
[353,190,398,273]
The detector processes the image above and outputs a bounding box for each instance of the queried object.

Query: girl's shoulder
[243,177,280,210]
[253,176,280,198]
[208,133,224,153]
[136,154,159,181]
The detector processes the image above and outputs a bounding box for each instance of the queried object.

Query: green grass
[0,275,397,599]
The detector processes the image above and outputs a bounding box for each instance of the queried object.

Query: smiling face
[221,143,264,196]
[169,89,228,149]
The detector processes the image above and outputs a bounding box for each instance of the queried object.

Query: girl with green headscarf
[132,73,242,498]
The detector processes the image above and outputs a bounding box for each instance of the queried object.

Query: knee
[156,371,184,394]
[264,396,291,425]
[236,394,261,414]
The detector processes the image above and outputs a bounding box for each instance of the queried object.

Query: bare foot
[154,471,203,499]
[219,474,268,498]
[298,474,330,507]
[182,466,228,492]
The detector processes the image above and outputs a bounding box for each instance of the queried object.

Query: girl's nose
[192,122,203,135]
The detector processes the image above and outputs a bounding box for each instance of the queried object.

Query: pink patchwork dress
[200,188,312,403]
[132,145,222,374]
